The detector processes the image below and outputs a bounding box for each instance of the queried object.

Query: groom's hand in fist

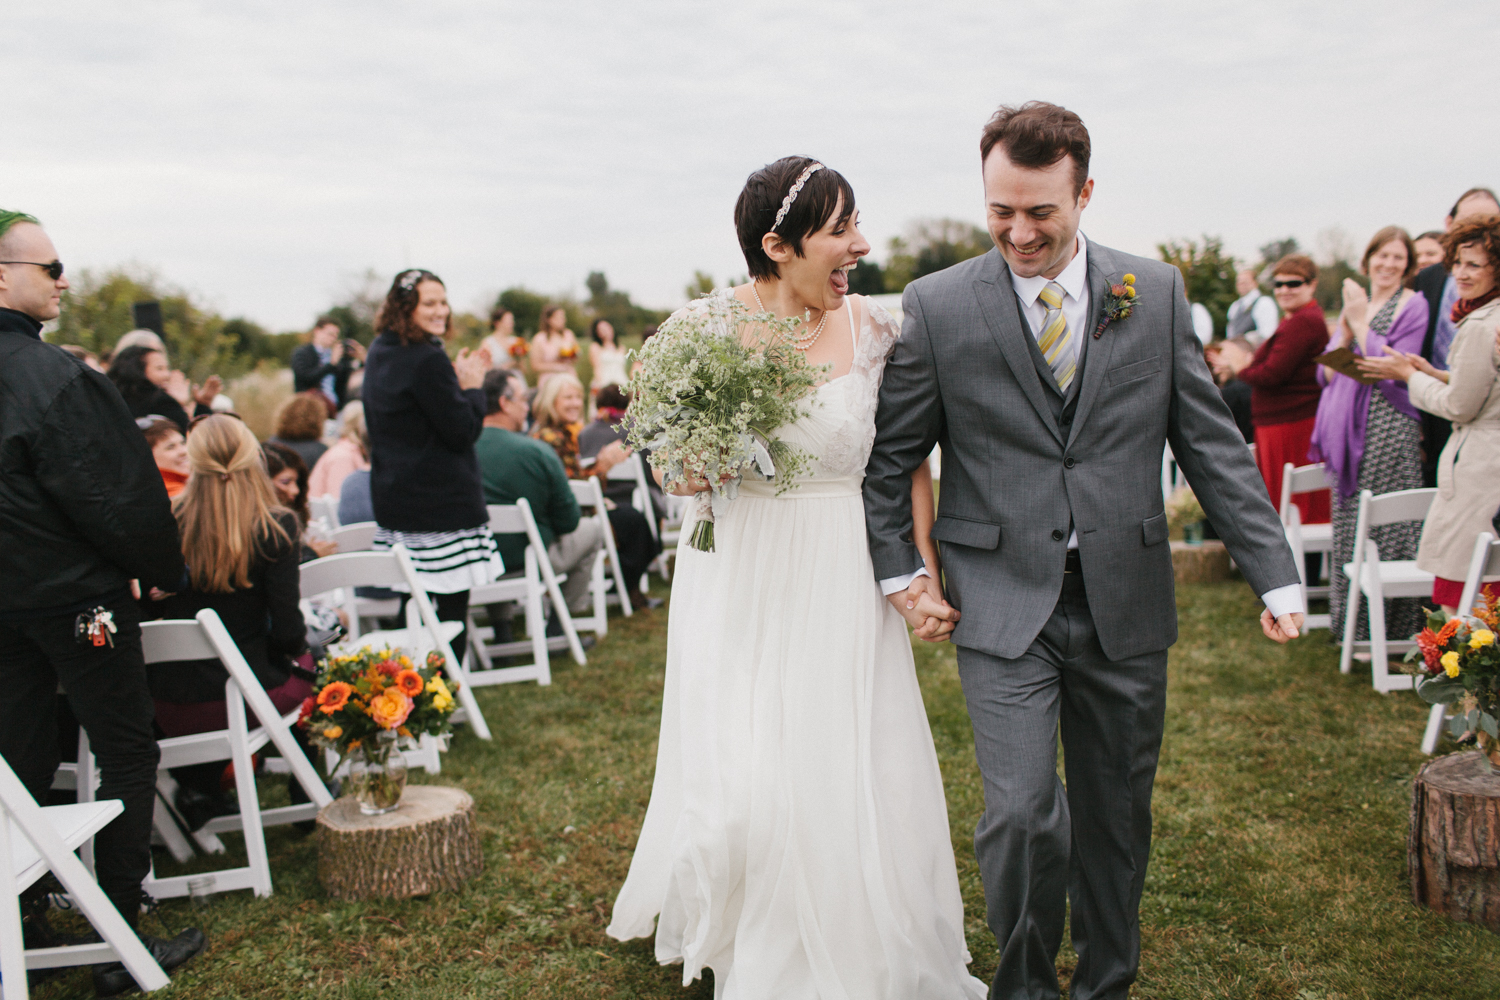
[1260,609,1304,644]
[888,576,959,642]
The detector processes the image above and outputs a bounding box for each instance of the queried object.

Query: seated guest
[531,373,661,608]
[338,468,374,525]
[143,415,318,828]
[269,391,330,470]
[139,415,191,498]
[107,344,216,433]
[476,369,604,620]
[1310,227,1428,644]
[263,441,337,559]
[309,400,370,498]
[579,383,665,520]
[1360,214,1500,614]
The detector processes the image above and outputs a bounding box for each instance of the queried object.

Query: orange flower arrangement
[394,669,424,697]
[317,681,354,714]
[508,338,529,358]
[559,343,578,360]
[368,689,414,730]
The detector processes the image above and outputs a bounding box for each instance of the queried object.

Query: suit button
[1052,529,1065,541]
[1064,456,1076,469]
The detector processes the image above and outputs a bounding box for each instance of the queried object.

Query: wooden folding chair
[569,477,633,632]
[303,547,492,741]
[1338,487,1437,692]
[70,610,334,901]
[1280,462,1334,629]
[1421,532,1500,754]
[3,758,170,998]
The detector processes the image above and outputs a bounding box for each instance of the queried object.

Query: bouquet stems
[689,491,715,552]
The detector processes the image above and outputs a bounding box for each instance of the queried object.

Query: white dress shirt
[877,234,1305,621]
[1226,291,1280,347]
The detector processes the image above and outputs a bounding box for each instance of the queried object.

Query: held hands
[888,574,960,642]
[1260,609,1305,644]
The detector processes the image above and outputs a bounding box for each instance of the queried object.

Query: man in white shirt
[1225,267,1280,347]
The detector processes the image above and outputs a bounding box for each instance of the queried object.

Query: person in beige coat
[1362,214,1500,612]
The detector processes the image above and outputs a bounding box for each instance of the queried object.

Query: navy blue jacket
[361,331,487,532]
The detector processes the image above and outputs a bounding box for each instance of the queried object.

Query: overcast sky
[7,1,1497,331]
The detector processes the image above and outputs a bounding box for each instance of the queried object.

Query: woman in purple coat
[1310,226,1429,642]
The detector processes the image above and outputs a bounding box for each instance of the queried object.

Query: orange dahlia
[317,682,354,714]
[394,670,425,697]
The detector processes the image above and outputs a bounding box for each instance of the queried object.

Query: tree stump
[1171,540,1233,584]
[1409,751,1500,932]
[316,785,483,901]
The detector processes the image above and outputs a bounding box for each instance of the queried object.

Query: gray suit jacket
[863,243,1299,661]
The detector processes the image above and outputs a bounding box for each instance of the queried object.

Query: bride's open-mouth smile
[829,261,856,297]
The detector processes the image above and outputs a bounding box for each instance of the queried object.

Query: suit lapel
[972,252,1065,446]
[1066,248,1117,449]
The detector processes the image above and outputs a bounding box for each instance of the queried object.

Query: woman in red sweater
[1212,254,1331,523]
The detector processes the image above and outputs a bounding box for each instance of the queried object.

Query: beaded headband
[770,162,824,232]
[396,269,427,291]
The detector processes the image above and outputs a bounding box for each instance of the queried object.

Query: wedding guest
[1310,227,1428,643]
[1225,267,1280,347]
[291,315,363,410]
[631,324,657,378]
[0,210,204,989]
[107,344,218,433]
[363,269,502,660]
[262,441,336,560]
[113,328,165,357]
[481,307,524,371]
[143,415,319,829]
[580,382,665,521]
[308,400,370,498]
[139,415,191,498]
[1414,231,1446,272]
[1413,187,1500,486]
[1212,254,1332,524]
[532,373,660,608]
[1211,254,1331,525]
[530,304,580,380]
[59,343,106,371]
[269,391,330,470]
[588,318,630,395]
[475,369,604,620]
[1189,300,1213,345]
[1360,214,1500,614]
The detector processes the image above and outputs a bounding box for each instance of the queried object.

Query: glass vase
[1182,521,1205,545]
[347,732,407,815]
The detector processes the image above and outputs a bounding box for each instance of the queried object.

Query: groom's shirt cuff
[879,567,931,596]
[1261,584,1305,619]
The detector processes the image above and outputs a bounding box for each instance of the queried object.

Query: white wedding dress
[607,292,987,1000]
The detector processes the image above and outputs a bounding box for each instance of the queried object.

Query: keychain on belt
[74,606,117,648]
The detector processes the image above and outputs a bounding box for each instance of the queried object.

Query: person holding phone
[292,315,364,409]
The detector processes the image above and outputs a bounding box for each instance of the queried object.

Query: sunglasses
[1273,279,1307,289]
[0,259,64,280]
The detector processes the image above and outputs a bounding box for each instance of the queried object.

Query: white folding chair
[3,758,170,998]
[570,478,633,631]
[319,522,399,637]
[330,521,377,551]
[608,452,670,587]
[1421,532,1500,754]
[1338,488,1438,692]
[1280,462,1334,628]
[308,495,341,531]
[462,501,556,688]
[303,547,492,741]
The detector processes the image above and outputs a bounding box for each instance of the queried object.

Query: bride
[607,156,987,999]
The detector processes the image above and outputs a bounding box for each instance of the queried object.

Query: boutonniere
[1094,273,1138,338]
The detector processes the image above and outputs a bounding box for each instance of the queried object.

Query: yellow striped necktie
[1036,281,1075,391]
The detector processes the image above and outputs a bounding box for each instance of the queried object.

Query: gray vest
[1227,294,1261,338]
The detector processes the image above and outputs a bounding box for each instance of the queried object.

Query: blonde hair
[337,400,368,456]
[531,373,584,431]
[174,415,291,593]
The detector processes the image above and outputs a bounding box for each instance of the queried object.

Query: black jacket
[1412,263,1453,488]
[362,331,488,532]
[291,342,357,405]
[146,511,306,702]
[117,384,209,433]
[0,308,185,618]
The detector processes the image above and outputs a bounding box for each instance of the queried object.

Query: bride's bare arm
[911,457,940,580]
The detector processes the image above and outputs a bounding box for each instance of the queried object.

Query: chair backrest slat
[331,521,378,552]
[300,551,408,598]
[486,503,527,534]
[140,620,220,664]
[1282,462,1332,518]
[1364,487,1438,528]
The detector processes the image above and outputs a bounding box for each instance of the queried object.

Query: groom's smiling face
[983,149,1093,280]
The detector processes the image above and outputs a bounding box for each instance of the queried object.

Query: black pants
[398,590,471,665]
[0,595,158,927]
[607,505,662,592]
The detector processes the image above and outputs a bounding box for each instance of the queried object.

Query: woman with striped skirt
[362,269,503,659]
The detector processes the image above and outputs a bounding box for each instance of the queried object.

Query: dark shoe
[92,927,206,997]
[626,591,664,610]
[172,786,237,834]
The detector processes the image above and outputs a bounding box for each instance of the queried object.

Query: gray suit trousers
[957,572,1166,1000]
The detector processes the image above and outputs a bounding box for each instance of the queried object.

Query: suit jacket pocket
[1141,512,1169,546]
[1107,355,1162,387]
[931,515,1001,550]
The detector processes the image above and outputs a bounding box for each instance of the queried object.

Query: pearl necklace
[751,283,828,350]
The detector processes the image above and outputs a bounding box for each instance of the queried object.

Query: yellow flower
[1122,273,1135,286]
[322,726,342,740]
[1470,629,1496,649]
[1124,286,1137,298]
[1442,651,1461,677]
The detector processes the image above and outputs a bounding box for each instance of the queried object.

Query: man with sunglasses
[0,210,206,995]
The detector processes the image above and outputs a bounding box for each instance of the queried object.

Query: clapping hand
[192,374,222,407]
[453,346,489,390]
[1356,346,1418,382]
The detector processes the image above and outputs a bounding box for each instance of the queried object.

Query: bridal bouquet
[1408,601,1500,768]
[627,294,825,551]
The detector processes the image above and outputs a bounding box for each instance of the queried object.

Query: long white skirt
[607,482,986,1000]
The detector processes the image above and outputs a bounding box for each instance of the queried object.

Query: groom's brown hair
[981,102,1091,197]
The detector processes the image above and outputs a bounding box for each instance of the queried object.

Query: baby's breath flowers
[627,294,826,551]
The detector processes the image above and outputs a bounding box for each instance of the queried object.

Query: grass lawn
[34,579,1500,999]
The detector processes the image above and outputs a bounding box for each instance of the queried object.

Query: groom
[863,102,1304,1000]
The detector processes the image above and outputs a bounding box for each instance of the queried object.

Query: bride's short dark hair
[734,156,856,281]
